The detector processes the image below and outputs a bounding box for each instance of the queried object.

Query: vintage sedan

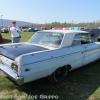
[0,30,100,85]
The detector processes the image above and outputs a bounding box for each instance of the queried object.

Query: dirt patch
[0,90,9,95]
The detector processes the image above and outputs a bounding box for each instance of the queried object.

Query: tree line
[2,21,100,29]
[30,21,100,29]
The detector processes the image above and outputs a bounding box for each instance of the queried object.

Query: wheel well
[65,65,72,71]
[47,65,72,77]
[57,65,72,71]
[59,65,72,71]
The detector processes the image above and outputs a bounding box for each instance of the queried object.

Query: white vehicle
[63,27,72,30]
[0,30,100,85]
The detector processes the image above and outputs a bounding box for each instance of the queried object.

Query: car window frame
[72,33,93,46]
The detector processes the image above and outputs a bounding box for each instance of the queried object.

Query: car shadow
[3,61,100,100]
[9,60,100,100]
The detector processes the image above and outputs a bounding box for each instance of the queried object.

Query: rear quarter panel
[19,46,85,83]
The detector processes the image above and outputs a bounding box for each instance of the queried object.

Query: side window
[80,33,93,44]
[72,34,81,45]
[72,33,93,46]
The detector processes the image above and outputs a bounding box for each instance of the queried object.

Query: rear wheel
[47,66,68,84]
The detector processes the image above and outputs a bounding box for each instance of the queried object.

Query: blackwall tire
[47,66,68,84]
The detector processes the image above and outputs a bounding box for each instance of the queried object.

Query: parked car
[27,28,38,32]
[97,36,100,42]
[0,33,3,43]
[22,28,28,32]
[0,28,1,32]
[27,28,34,32]
[63,27,72,30]
[0,30,100,85]
[83,28,100,42]
[1,28,9,33]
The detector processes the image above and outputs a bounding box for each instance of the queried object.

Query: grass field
[0,32,100,100]
[1,32,34,44]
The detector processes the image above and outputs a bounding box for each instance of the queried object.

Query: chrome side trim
[22,47,100,66]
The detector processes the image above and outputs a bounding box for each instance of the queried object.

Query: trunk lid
[0,43,48,60]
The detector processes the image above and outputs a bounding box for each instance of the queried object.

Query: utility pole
[1,15,3,28]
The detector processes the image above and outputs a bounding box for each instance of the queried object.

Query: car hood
[0,43,48,60]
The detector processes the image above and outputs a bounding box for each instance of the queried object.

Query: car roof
[39,30,89,34]
[38,30,89,47]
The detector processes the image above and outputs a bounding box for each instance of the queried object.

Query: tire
[47,66,68,84]
[96,58,100,62]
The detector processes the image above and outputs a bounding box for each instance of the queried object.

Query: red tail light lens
[11,63,18,72]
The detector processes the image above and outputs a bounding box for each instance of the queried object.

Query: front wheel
[47,66,68,84]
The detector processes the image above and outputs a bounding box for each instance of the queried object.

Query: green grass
[1,32,34,44]
[0,32,100,100]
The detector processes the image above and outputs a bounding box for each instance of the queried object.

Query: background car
[27,28,38,32]
[97,36,100,42]
[83,28,100,42]
[0,31,3,43]
[27,28,34,32]
[22,28,28,32]
[1,28,9,33]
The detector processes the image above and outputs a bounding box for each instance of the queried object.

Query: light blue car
[71,27,79,30]
[0,30,100,85]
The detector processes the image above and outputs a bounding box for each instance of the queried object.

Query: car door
[80,33,99,65]
[70,34,85,69]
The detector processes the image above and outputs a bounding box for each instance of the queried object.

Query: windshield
[29,32,64,48]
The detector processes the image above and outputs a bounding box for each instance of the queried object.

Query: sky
[0,0,100,24]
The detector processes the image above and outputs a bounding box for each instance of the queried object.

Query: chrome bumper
[0,63,24,85]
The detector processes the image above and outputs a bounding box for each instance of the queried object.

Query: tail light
[11,63,18,72]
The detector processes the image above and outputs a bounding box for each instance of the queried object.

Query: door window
[72,33,93,45]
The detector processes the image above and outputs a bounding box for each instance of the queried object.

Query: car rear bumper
[0,63,24,85]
